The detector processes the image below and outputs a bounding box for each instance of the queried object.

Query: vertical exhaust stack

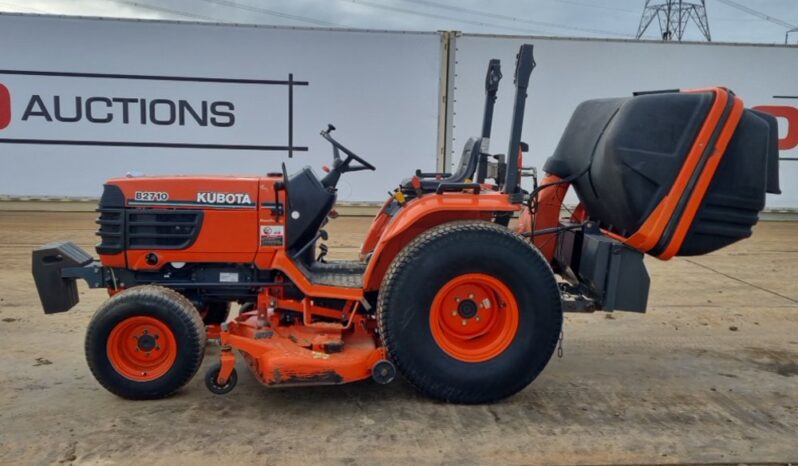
[503,44,536,201]
[476,59,502,183]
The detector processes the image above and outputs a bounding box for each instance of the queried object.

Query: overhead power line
[397,0,635,38]
[0,1,50,13]
[339,0,550,35]
[197,0,338,27]
[113,0,221,22]
[715,0,797,30]
[552,0,639,15]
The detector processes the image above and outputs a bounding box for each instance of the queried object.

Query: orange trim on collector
[614,87,744,259]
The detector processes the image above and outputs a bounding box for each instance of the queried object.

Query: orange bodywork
[516,175,569,262]
[102,173,523,387]
[361,191,520,290]
[221,190,520,385]
[99,175,271,270]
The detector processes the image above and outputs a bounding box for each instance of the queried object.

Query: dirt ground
[0,211,797,465]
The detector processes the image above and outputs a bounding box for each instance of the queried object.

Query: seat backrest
[446,137,481,183]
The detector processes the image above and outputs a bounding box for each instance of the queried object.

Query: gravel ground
[0,211,796,465]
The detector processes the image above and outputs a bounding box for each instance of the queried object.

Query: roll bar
[476,59,502,183]
[502,44,536,201]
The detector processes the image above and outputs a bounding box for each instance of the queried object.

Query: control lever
[316,243,329,263]
[292,229,329,260]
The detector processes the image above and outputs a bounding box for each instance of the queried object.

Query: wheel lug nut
[451,311,457,316]
[476,316,481,322]
[455,297,461,303]
[468,294,474,299]
[461,320,467,326]
[143,329,148,335]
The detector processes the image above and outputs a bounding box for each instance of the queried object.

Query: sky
[0,0,796,44]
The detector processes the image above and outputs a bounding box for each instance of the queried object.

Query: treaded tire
[85,285,207,400]
[377,221,562,404]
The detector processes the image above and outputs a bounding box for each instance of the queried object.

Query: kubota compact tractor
[32,44,780,403]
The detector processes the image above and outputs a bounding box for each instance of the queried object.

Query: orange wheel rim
[429,273,520,363]
[107,316,177,382]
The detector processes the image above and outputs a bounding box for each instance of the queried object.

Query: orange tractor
[33,44,780,403]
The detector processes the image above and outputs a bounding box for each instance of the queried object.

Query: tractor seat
[403,137,482,192]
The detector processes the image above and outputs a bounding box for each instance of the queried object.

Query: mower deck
[218,308,385,388]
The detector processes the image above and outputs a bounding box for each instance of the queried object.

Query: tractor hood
[102,176,261,209]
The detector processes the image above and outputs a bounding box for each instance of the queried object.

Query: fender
[516,175,570,262]
[361,191,520,291]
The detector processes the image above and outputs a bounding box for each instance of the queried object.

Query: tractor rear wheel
[377,221,562,404]
[85,285,206,399]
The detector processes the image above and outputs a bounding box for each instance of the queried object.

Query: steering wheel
[320,124,376,188]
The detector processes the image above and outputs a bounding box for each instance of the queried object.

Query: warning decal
[260,225,284,246]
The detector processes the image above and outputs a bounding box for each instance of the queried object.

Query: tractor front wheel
[85,285,206,399]
[377,221,562,404]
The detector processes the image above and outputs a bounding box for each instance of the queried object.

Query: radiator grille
[95,208,203,253]
[96,208,124,254]
[126,210,203,249]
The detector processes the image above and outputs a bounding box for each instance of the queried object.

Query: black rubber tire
[204,363,238,395]
[202,302,231,325]
[85,285,207,400]
[377,221,562,404]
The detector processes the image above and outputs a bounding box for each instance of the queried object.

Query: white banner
[0,14,443,201]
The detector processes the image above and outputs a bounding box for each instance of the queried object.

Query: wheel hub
[136,333,157,352]
[457,299,478,319]
[107,316,177,381]
[429,273,520,363]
